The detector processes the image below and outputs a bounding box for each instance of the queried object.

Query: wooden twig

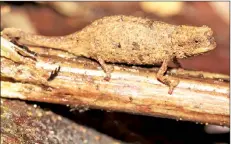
[1,37,229,127]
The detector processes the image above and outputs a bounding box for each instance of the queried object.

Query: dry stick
[1,37,230,127]
[1,50,229,127]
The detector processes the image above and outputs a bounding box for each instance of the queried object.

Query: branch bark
[1,37,229,127]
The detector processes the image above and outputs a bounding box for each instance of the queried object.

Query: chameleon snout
[1,28,23,40]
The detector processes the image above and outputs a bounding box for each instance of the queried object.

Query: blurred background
[1,2,230,144]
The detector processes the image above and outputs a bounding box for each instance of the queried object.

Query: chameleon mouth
[192,37,216,55]
[192,47,213,55]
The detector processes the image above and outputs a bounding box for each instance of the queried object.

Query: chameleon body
[2,15,216,94]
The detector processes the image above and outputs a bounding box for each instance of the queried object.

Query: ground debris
[1,98,125,144]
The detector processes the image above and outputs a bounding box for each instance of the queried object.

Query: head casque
[172,25,216,59]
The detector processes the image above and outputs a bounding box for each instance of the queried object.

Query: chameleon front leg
[97,56,114,81]
[157,58,179,94]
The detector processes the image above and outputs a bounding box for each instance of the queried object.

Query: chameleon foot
[47,66,61,81]
[157,58,179,94]
[97,56,114,81]
[166,78,179,94]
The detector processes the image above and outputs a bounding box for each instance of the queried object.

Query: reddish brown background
[24,2,230,75]
[1,2,230,144]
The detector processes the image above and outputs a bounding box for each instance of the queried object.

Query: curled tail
[1,28,76,50]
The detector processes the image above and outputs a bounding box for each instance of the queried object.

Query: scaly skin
[1,15,216,94]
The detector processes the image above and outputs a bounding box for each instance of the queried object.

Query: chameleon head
[1,28,25,42]
[172,25,216,59]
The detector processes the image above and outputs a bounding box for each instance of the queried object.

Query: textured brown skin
[2,15,216,94]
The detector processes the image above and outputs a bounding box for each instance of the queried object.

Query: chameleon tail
[1,28,75,50]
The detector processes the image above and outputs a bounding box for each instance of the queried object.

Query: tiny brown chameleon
[1,15,216,94]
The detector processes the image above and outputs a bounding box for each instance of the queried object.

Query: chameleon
[1,15,216,94]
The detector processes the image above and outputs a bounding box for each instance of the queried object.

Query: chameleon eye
[193,38,200,44]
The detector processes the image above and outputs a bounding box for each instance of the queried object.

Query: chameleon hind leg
[97,56,114,81]
[157,58,179,94]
